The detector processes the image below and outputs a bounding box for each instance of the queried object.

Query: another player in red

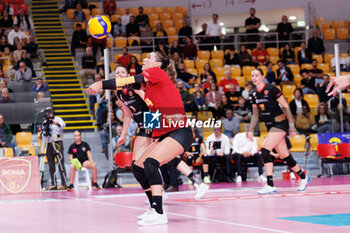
[87,52,194,226]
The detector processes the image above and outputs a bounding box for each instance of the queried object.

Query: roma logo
[0,158,31,194]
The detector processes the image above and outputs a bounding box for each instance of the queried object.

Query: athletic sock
[151,195,163,214]
[188,172,200,185]
[145,191,152,206]
[267,175,274,187]
[296,169,306,179]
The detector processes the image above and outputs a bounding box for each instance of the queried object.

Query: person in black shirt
[277,15,293,46]
[70,23,88,56]
[135,7,149,29]
[300,69,316,95]
[67,131,100,190]
[196,23,210,51]
[80,47,96,87]
[224,46,239,66]
[308,29,325,56]
[225,84,240,108]
[178,20,193,44]
[276,60,294,85]
[297,42,312,66]
[249,68,310,194]
[289,88,310,117]
[177,62,196,88]
[309,59,324,80]
[126,15,140,45]
[185,127,207,176]
[317,74,333,103]
[0,10,13,34]
[245,8,261,49]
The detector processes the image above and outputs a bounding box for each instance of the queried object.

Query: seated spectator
[15,62,32,83]
[297,42,312,65]
[172,51,182,71]
[224,46,239,66]
[238,44,252,67]
[68,131,100,190]
[17,51,36,77]
[300,69,316,94]
[0,88,14,103]
[121,8,133,26]
[90,36,106,57]
[31,78,48,92]
[241,81,254,101]
[281,43,295,64]
[170,40,182,56]
[225,84,240,108]
[113,125,131,152]
[0,80,12,92]
[295,105,315,135]
[140,23,153,53]
[70,23,88,56]
[14,9,35,34]
[117,47,131,67]
[317,74,332,103]
[205,82,222,119]
[205,126,232,183]
[96,56,110,78]
[155,41,168,59]
[0,10,13,35]
[265,62,276,84]
[80,47,96,87]
[309,59,324,85]
[202,75,216,93]
[308,29,325,56]
[24,36,46,65]
[35,92,47,102]
[178,20,193,44]
[154,23,168,46]
[126,15,139,40]
[13,42,26,64]
[103,0,116,16]
[76,0,88,9]
[276,60,294,85]
[192,83,206,111]
[328,94,348,123]
[0,35,9,52]
[289,88,310,117]
[2,2,14,16]
[252,42,269,66]
[218,95,233,119]
[232,132,265,183]
[135,7,149,29]
[3,47,13,70]
[200,63,216,83]
[234,96,251,122]
[222,109,240,138]
[113,17,126,37]
[8,25,29,46]
[277,15,293,46]
[127,55,142,75]
[176,62,196,88]
[183,36,197,60]
[331,51,348,72]
[196,23,210,51]
[61,0,75,12]
[73,3,85,22]
[178,81,193,111]
[219,68,239,93]
[314,102,332,133]
[0,114,15,154]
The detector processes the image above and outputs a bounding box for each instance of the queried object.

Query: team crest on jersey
[264,90,269,95]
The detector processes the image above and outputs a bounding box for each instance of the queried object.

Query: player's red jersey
[142,67,187,138]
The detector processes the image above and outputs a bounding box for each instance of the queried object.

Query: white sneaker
[194,183,209,200]
[188,179,193,185]
[297,175,312,191]
[137,208,152,220]
[236,175,242,183]
[290,172,296,180]
[257,185,277,195]
[137,209,168,226]
[258,175,267,183]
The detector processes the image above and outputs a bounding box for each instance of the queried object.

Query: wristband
[289,122,295,127]
[102,79,116,90]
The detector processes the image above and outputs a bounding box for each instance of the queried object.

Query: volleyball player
[87,52,197,225]
[247,68,311,194]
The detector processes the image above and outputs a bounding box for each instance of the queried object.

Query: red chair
[338,143,350,158]
[3,0,12,4]
[19,3,28,13]
[114,152,133,169]
[14,0,23,5]
[318,144,345,176]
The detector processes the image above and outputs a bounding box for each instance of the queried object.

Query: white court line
[81,199,292,233]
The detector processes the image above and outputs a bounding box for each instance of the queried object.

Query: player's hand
[145,128,152,135]
[289,125,297,137]
[117,136,125,146]
[86,81,102,95]
[247,132,254,142]
[327,75,350,96]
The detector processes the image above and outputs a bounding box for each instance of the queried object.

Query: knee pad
[283,155,297,168]
[131,162,150,190]
[143,158,162,186]
[260,148,274,163]
[167,157,182,168]
[202,155,209,164]
[187,155,193,166]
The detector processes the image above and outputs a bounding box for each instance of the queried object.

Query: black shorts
[137,128,152,138]
[266,120,289,134]
[158,127,193,152]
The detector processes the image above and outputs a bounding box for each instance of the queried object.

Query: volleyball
[88,15,111,39]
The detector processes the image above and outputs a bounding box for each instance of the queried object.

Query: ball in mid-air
[88,15,111,39]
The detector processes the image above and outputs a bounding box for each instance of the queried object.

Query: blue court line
[278,213,350,226]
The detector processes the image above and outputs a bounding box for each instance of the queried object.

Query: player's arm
[277,95,296,137]
[248,104,259,141]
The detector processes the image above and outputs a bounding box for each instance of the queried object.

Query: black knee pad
[260,148,274,163]
[143,158,162,186]
[167,157,182,168]
[283,154,297,168]
[187,156,193,166]
[131,163,150,190]
[202,155,209,164]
